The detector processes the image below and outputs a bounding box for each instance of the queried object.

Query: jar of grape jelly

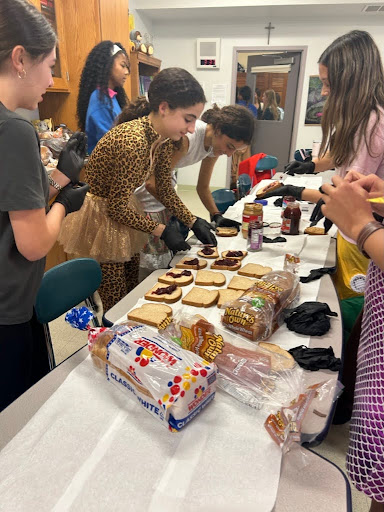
[281,200,301,235]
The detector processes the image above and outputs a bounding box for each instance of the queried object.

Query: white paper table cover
[0,176,338,512]
[0,356,281,512]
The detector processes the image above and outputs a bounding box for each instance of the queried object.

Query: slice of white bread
[195,270,226,287]
[176,257,207,270]
[258,342,295,370]
[216,227,238,237]
[211,258,242,271]
[221,250,248,260]
[182,287,219,308]
[227,275,258,291]
[238,263,272,278]
[127,303,173,329]
[158,268,193,286]
[304,227,326,235]
[217,288,244,308]
[197,247,219,259]
[256,181,283,198]
[144,283,182,304]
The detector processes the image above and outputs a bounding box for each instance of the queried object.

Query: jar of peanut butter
[242,202,263,239]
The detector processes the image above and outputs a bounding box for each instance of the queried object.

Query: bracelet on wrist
[356,220,384,258]
[48,175,63,192]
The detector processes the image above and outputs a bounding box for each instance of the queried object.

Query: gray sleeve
[0,118,46,212]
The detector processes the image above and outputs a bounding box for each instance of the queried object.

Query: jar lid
[254,199,267,206]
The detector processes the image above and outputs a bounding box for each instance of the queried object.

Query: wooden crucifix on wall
[265,22,275,45]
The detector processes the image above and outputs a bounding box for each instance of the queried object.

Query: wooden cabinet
[30,0,70,92]
[255,72,289,108]
[130,52,161,100]
[236,72,247,89]
[39,0,131,130]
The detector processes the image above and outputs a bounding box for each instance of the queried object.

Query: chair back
[35,258,102,324]
[256,155,278,171]
[211,189,236,214]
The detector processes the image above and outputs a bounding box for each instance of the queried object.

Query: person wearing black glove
[160,221,191,253]
[284,160,315,175]
[211,213,241,231]
[57,131,88,183]
[192,217,217,246]
[261,184,305,200]
[54,182,90,216]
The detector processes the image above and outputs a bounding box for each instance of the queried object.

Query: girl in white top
[121,104,254,276]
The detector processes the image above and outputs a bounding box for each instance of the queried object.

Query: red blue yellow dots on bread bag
[66,309,218,431]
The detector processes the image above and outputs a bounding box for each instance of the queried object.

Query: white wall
[149,16,384,187]
[129,0,153,41]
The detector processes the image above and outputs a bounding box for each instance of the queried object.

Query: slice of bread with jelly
[221,250,247,260]
[158,268,193,286]
[211,258,242,271]
[197,246,219,259]
[175,257,207,270]
[144,283,182,304]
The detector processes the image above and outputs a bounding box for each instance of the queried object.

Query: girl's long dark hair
[238,85,252,106]
[202,104,254,144]
[319,30,384,167]
[116,67,206,125]
[77,41,129,131]
[0,0,57,67]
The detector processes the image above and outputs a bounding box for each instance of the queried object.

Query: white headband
[112,44,122,56]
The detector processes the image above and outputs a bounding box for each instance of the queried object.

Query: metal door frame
[228,45,308,187]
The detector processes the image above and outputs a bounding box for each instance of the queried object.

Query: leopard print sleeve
[155,142,195,226]
[105,125,158,233]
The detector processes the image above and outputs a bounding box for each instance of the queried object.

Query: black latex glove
[288,345,341,371]
[284,301,338,338]
[212,213,241,231]
[300,266,336,283]
[309,198,333,233]
[161,222,191,252]
[263,235,287,243]
[192,217,217,246]
[57,131,88,183]
[262,184,305,200]
[54,182,89,216]
[284,160,315,175]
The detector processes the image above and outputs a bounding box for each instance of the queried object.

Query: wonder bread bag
[66,307,217,432]
[221,270,300,341]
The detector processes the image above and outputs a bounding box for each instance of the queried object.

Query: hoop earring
[17,69,27,79]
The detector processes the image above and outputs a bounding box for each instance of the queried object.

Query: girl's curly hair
[77,40,129,130]
[202,104,254,144]
[115,67,206,125]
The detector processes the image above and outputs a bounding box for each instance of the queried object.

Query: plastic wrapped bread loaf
[87,322,218,431]
[221,270,300,341]
[164,311,300,409]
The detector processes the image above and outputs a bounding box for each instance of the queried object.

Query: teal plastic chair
[211,189,236,214]
[35,258,102,365]
[256,155,278,171]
